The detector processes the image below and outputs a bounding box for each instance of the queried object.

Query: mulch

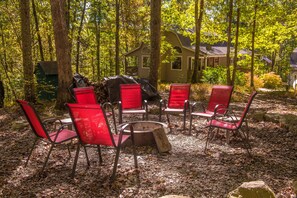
[0,92,296,197]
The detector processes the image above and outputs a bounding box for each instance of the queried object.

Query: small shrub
[191,83,212,101]
[261,72,283,89]
[244,73,264,89]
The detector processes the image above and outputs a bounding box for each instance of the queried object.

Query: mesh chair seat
[17,100,77,173]
[48,129,77,143]
[189,85,233,134]
[159,84,191,131]
[67,103,138,181]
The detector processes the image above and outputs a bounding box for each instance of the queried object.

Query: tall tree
[75,0,87,73]
[115,0,120,75]
[19,0,36,102]
[149,0,161,89]
[50,0,73,109]
[192,0,204,83]
[250,0,257,88]
[226,0,233,85]
[231,0,240,85]
[32,0,44,61]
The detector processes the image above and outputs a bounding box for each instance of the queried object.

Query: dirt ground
[0,92,297,197]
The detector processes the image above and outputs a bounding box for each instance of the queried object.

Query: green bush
[202,66,226,84]
[261,72,283,89]
[202,66,247,86]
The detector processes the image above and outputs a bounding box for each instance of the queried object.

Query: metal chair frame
[17,100,77,172]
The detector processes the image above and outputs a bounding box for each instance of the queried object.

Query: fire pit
[122,121,169,147]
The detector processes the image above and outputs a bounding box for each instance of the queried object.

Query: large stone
[227,180,276,198]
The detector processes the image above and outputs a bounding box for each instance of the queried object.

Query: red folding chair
[159,84,191,131]
[16,100,77,172]
[204,91,257,155]
[73,86,97,104]
[67,103,138,181]
[189,85,233,134]
[74,86,117,130]
[118,84,148,124]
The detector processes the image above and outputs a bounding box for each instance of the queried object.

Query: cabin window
[172,56,182,70]
[142,56,150,68]
[188,57,194,70]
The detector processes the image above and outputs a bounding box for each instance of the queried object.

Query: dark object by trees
[0,80,4,108]
[35,61,58,100]
[105,75,160,103]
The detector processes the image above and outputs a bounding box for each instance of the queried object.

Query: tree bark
[149,0,161,90]
[32,0,44,61]
[251,0,257,88]
[115,0,120,75]
[226,0,233,85]
[75,0,87,73]
[95,2,101,81]
[50,0,73,109]
[232,0,240,85]
[19,0,36,103]
[192,0,204,83]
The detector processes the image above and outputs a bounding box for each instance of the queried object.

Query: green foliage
[191,83,211,101]
[201,66,247,86]
[261,72,283,89]
[201,66,227,84]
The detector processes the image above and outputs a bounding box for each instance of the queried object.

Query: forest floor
[0,91,297,198]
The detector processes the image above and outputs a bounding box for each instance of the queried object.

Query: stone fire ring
[121,121,169,146]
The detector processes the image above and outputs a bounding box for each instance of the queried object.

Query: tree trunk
[19,0,36,103]
[192,0,204,83]
[75,0,87,73]
[149,0,161,90]
[226,0,233,85]
[95,2,101,81]
[50,0,73,109]
[32,0,44,61]
[115,0,120,75]
[231,0,240,85]
[251,0,257,88]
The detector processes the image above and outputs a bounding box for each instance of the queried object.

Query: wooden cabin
[124,31,229,82]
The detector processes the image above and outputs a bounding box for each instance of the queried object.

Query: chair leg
[166,113,172,133]
[189,114,193,135]
[110,147,121,182]
[119,110,123,124]
[25,137,38,167]
[183,110,186,130]
[97,145,103,165]
[71,143,81,178]
[131,133,138,169]
[41,143,55,172]
[83,146,90,167]
[239,129,252,156]
[67,144,71,159]
[204,127,214,153]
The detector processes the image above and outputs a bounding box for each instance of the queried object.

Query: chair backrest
[237,91,257,128]
[67,103,115,146]
[120,84,142,110]
[207,85,233,114]
[16,100,48,139]
[73,86,97,104]
[168,84,191,109]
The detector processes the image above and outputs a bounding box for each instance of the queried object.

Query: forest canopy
[0,0,296,105]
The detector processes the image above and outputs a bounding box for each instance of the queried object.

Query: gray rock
[227,180,276,198]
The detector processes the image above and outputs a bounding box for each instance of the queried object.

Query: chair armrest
[103,102,117,134]
[212,106,239,123]
[159,99,167,110]
[143,100,148,111]
[184,100,190,111]
[117,123,134,146]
